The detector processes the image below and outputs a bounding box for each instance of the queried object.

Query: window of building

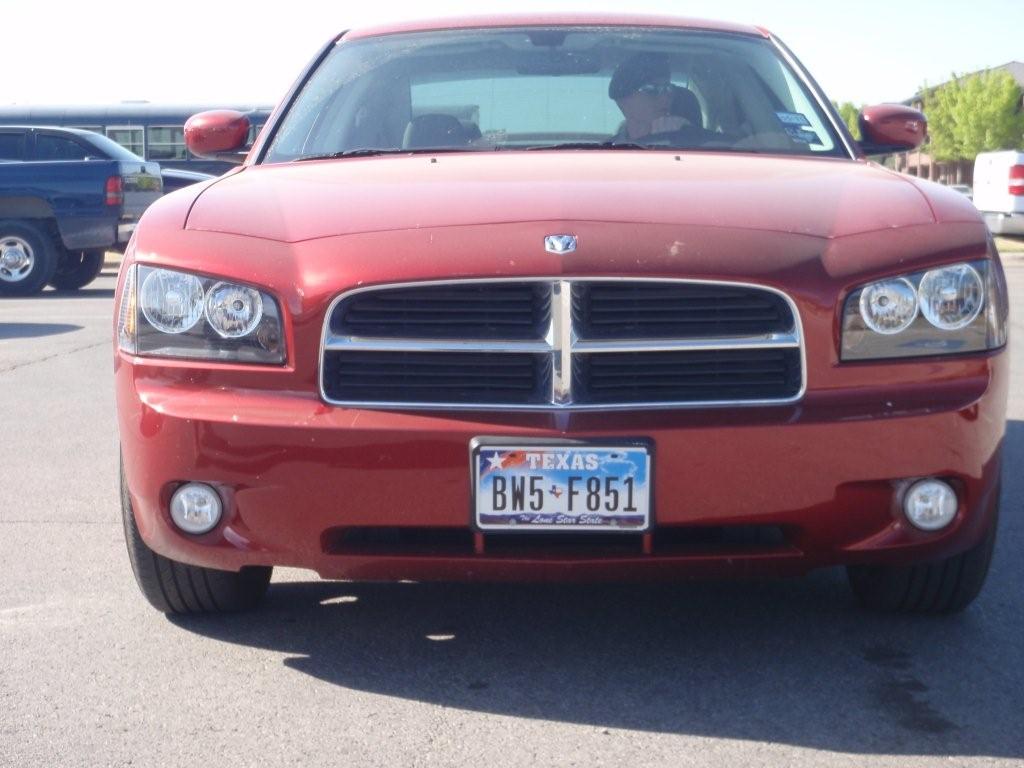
[246,123,265,145]
[148,126,186,160]
[106,127,144,157]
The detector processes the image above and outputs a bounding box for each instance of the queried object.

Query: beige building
[891,61,1024,185]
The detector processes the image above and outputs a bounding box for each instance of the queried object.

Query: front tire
[120,462,272,614]
[0,220,59,296]
[847,510,997,614]
[49,250,105,290]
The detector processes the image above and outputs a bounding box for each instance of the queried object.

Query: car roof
[0,125,96,136]
[343,13,770,41]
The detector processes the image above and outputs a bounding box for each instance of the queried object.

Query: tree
[833,101,862,140]
[921,70,1024,162]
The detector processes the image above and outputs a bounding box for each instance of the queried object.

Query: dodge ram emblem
[544,235,577,254]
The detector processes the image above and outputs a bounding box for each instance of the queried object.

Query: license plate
[472,442,651,532]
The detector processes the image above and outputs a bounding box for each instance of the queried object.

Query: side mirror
[184,110,252,164]
[857,104,927,155]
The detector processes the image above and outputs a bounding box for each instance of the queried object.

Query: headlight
[117,265,285,364]
[205,282,264,339]
[841,257,1007,361]
[140,269,205,333]
[858,278,918,334]
[917,264,984,330]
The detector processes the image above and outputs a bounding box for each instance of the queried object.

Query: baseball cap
[608,53,672,100]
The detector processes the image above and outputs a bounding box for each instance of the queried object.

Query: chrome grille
[572,282,793,338]
[320,279,804,410]
[572,348,802,404]
[323,351,552,405]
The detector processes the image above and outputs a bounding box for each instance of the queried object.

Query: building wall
[892,150,973,185]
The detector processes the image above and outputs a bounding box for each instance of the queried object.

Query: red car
[114,14,1009,615]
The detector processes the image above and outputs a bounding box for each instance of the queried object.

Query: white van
[973,150,1024,234]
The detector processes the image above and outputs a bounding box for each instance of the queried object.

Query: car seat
[670,86,703,128]
[402,114,471,149]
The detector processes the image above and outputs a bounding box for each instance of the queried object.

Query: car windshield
[263,26,846,163]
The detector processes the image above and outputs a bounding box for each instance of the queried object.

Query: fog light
[903,479,957,531]
[170,483,223,534]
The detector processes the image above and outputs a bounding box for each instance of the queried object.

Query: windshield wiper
[294,143,652,161]
[295,149,405,161]
[295,147,488,162]
[525,141,651,151]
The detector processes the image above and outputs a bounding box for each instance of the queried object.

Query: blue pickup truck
[0,128,161,294]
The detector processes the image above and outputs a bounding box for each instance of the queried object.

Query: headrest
[403,114,470,149]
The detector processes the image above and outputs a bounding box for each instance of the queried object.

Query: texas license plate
[472,442,651,532]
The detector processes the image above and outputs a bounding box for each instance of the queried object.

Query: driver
[608,53,688,141]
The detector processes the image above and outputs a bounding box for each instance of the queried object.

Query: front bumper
[983,212,1024,236]
[116,349,1007,582]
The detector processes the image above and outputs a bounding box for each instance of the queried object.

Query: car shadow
[169,420,1024,759]
[0,322,82,339]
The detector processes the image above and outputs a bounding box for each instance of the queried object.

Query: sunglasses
[635,83,673,96]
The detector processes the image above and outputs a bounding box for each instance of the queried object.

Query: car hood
[185,151,941,243]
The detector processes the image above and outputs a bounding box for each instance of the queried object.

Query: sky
[4,0,1022,108]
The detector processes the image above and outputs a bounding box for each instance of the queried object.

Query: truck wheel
[847,510,997,614]
[49,250,105,290]
[0,220,59,296]
[120,461,272,614]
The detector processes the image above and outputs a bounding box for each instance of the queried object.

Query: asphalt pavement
[1,256,1023,767]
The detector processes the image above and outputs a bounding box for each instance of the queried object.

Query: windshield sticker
[776,111,812,127]
[783,125,821,145]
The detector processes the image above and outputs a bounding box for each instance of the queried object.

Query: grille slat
[587,368,792,380]
[586,310,782,321]
[322,279,802,408]
[588,379,793,390]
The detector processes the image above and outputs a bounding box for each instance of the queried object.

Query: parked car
[0,103,273,175]
[159,166,217,193]
[0,136,161,293]
[948,184,973,200]
[973,150,1024,235]
[115,15,1008,616]
[0,126,213,194]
